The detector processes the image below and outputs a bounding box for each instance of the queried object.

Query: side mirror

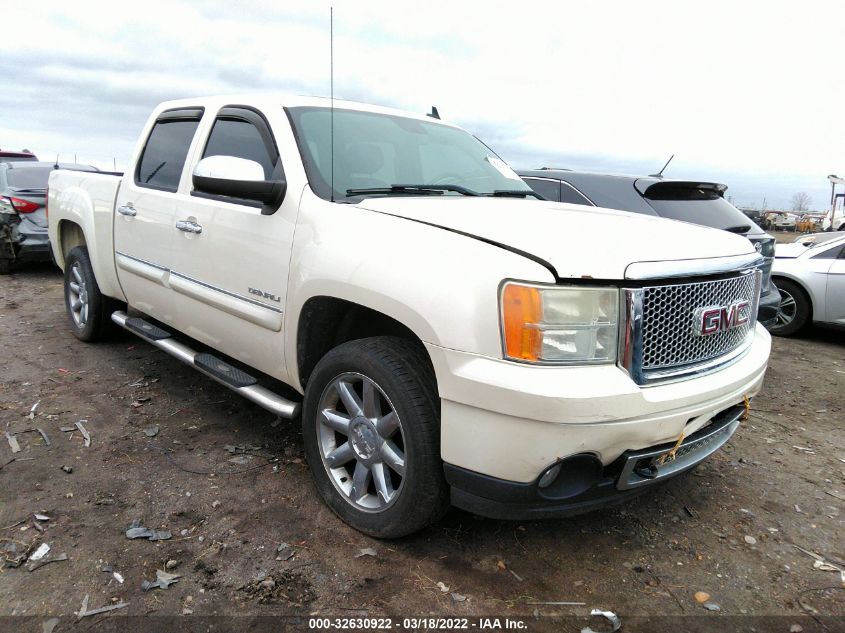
[192,155,286,206]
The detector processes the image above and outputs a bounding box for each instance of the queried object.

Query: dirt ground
[0,262,843,633]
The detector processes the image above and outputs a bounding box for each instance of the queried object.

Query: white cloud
[1,0,841,208]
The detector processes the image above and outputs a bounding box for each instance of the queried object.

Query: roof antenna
[650,154,674,178]
[54,154,60,169]
[427,106,440,120]
[330,6,335,203]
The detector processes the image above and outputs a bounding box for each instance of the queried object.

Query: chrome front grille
[621,270,762,385]
[641,273,759,369]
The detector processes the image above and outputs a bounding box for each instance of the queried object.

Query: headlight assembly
[500,282,619,364]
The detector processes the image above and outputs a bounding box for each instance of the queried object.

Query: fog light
[538,463,563,488]
[536,453,603,500]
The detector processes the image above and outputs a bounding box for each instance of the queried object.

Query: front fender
[285,194,554,387]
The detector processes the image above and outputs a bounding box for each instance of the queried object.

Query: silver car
[770,233,845,335]
[0,161,98,273]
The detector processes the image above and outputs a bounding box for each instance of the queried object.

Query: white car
[766,212,799,231]
[770,234,845,335]
[47,94,770,537]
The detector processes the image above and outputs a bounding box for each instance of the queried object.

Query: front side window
[136,113,201,191]
[286,107,531,201]
[202,114,278,178]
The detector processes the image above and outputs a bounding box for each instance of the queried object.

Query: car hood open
[357,197,756,280]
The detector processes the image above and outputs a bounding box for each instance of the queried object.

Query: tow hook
[634,462,658,479]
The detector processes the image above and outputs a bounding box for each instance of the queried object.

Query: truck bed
[47,169,125,301]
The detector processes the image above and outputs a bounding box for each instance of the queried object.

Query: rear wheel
[63,246,119,341]
[302,337,448,538]
[0,259,11,275]
[770,278,811,337]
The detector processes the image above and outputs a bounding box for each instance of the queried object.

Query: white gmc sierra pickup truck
[48,94,771,537]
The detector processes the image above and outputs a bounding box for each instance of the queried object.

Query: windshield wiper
[346,184,480,197]
[488,189,543,199]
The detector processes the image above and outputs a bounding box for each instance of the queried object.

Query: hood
[774,242,809,259]
[356,197,756,280]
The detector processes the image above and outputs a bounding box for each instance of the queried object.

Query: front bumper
[426,323,769,500]
[444,405,743,520]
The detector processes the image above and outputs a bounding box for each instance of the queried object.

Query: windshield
[808,234,845,250]
[6,166,53,189]
[286,107,531,202]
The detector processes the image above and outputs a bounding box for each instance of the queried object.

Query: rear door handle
[117,203,136,217]
[175,220,203,234]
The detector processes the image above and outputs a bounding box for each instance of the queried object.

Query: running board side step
[111,311,300,418]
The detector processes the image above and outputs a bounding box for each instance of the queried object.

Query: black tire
[769,278,811,337]
[63,246,120,341]
[0,259,11,275]
[302,336,448,538]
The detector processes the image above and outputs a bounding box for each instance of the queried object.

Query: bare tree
[790,192,812,212]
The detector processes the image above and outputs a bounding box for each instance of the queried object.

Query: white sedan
[770,233,845,336]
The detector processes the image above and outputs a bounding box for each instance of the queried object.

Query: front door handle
[117,203,136,217]
[175,220,203,234]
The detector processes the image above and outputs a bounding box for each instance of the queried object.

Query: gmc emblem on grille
[693,301,750,336]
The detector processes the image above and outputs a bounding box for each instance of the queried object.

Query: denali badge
[248,287,281,302]
[693,301,750,336]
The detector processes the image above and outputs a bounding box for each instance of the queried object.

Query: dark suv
[0,150,38,162]
[519,169,780,326]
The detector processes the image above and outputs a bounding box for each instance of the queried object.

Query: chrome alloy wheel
[67,262,89,328]
[775,287,797,327]
[316,372,406,512]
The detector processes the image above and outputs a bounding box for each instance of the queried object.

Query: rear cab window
[136,108,204,192]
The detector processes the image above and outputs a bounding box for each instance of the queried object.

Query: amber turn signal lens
[502,284,542,361]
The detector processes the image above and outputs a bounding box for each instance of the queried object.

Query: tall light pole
[828,175,844,228]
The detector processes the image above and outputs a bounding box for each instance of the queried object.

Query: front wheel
[302,337,448,538]
[63,246,119,341]
[769,278,811,337]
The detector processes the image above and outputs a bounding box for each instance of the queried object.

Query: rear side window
[136,110,203,192]
[202,107,279,179]
[523,177,560,201]
[560,181,594,206]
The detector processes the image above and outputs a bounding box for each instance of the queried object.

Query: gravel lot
[0,263,843,633]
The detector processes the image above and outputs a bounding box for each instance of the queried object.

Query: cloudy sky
[2,0,842,210]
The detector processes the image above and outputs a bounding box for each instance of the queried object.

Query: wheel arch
[57,220,87,268]
[772,273,815,322]
[295,295,436,392]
